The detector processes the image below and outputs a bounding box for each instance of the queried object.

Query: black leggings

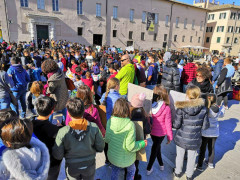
[198,136,217,167]
[147,135,165,170]
[217,92,228,106]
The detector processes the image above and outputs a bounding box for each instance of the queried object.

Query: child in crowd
[82,71,94,92]
[0,109,17,156]
[52,98,104,180]
[130,93,151,179]
[65,85,105,136]
[197,94,224,171]
[70,59,78,74]
[32,96,62,180]
[173,86,209,180]
[105,98,147,180]
[29,81,45,114]
[0,117,50,179]
[147,85,173,175]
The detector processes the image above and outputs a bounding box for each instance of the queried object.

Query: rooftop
[161,0,208,11]
[208,4,240,11]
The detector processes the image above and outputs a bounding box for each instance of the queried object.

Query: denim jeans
[0,96,11,110]
[49,107,67,124]
[111,163,136,180]
[183,84,188,93]
[213,81,218,93]
[11,89,27,118]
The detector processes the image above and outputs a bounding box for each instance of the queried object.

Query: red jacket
[61,58,67,72]
[70,64,78,74]
[181,63,197,85]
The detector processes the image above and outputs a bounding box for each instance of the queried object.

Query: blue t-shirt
[147,63,158,85]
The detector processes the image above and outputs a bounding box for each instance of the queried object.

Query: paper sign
[128,83,153,114]
[169,90,186,121]
[133,121,147,162]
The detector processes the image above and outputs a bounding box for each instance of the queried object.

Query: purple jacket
[92,64,100,75]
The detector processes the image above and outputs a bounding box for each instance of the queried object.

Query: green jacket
[52,122,104,166]
[105,116,145,168]
[115,63,135,95]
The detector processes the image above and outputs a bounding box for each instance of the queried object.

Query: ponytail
[103,78,120,104]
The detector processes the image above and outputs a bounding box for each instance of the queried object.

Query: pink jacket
[151,102,173,141]
[65,104,106,136]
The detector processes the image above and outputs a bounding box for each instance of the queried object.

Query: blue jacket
[147,63,158,85]
[7,64,30,91]
[212,59,224,81]
[92,64,100,75]
[100,89,121,120]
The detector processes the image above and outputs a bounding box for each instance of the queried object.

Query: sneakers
[147,168,153,175]
[196,165,204,172]
[224,106,229,110]
[173,169,181,178]
[205,161,215,169]
[160,166,164,171]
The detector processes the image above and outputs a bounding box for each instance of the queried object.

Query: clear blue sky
[178,0,240,5]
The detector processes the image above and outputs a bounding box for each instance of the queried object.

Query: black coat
[216,67,233,96]
[173,98,209,150]
[161,60,180,92]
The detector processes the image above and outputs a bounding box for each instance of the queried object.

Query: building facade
[0,0,208,50]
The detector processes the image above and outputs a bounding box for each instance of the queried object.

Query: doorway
[93,34,103,46]
[36,25,49,41]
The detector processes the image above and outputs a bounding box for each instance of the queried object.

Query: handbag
[65,78,75,90]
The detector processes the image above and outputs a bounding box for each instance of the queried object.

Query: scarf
[69,118,88,131]
[191,78,213,93]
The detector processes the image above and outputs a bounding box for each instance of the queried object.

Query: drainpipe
[105,0,108,46]
[230,10,238,56]
[3,0,10,42]
[202,10,208,49]
[167,2,174,50]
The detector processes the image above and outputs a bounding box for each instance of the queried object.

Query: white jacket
[0,137,50,180]
[202,106,225,137]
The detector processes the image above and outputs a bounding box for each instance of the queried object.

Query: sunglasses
[121,58,128,62]
[196,74,203,77]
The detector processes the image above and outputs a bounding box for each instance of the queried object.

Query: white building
[0,0,208,50]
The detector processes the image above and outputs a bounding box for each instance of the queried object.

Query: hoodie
[52,121,104,167]
[7,64,30,91]
[105,116,145,168]
[0,137,50,180]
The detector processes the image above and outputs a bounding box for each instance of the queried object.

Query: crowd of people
[0,39,239,180]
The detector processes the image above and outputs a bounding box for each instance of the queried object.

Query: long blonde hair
[105,78,120,100]
[186,86,201,100]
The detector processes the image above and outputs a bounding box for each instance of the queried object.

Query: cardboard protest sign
[169,90,186,121]
[128,83,153,114]
[133,121,147,162]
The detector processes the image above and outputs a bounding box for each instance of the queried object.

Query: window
[234,37,238,43]
[238,13,240,20]
[192,20,195,29]
[208,14,215,20]
[155,13,158,24]
[190,36,193,42]
[198,37,201,43]
[200,21,203,31]
[226,37,230,44]
[236,27,240,33]
[113,6,118,19]
[182,35,185,42]
[164,34,167,41]
[142,11,146,23]
[228,26,234,33]
[37,0,45,10]
[141,32,145,41]
[219,13,226,19]
[20,0,28,7]
[165,15,169,26]
[176,17,179,28]
[174,35,177,42]
[96,3,101,17]
[206,27,213,32]
[113,30,117,37]
[78,27,83,36]
[130,9,134,22]
[217,26,224,32]
[129,31,133,39]
[77,0,83,15]
[52,0,59,11]
[217,37,221,43]
[154,33,157,41]
[184,18,187,29]
[206,37,210,43]
[230,12,236,19]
